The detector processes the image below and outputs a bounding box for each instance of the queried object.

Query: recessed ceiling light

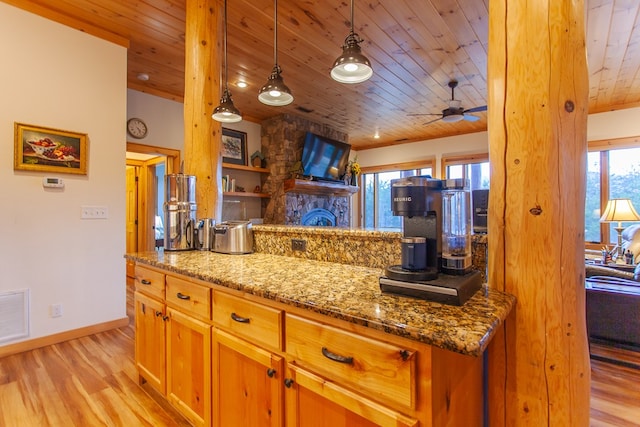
[374,130,380,139]
[137,73,150,81]
[236,81,248,88]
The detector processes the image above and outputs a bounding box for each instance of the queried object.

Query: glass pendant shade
[212,0,242,123]
[258,65,294,106]
[331,32,373,84]
[212,89,242,123]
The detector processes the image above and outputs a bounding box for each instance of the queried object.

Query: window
[441,153,490,190]
[361,161,434,229]
[586,138,640,245]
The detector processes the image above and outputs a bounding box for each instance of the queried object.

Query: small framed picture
[14,122,88,175]
[221,128,247,166]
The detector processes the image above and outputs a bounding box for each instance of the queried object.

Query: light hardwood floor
[0,285,639,426]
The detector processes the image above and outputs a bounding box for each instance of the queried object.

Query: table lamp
[599,198,640,263]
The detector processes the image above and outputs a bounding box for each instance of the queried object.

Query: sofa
[585,225,640,349]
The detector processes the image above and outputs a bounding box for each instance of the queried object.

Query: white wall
[126,89,262,156]
[0,3,127,343]
[355,106,640,172]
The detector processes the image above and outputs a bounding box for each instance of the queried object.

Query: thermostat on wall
[43,177,64,188]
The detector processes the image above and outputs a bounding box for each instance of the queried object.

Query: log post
[487,0,591,425]
[184,0,222,220]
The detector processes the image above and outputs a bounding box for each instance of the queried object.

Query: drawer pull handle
[162,315,169,321]
[140,279,151,285]
[267,368,276,378]
[400,349,410,361]
[321,347,353,365]
[284,378,294,388]
[155,311,163,317]
[176,293,191,300]
[231,312,251,323]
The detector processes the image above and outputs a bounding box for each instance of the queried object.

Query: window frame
[358,158,436,228]
[586,135,640,249]
[440,153,489,180]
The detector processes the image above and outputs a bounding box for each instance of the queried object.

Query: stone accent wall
[260,114,348,225]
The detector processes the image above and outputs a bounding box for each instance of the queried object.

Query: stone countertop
[126,250,514,357]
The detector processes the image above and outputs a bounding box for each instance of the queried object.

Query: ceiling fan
[409,80,487,125]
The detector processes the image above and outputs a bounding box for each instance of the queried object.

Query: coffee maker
[379,176,482,305]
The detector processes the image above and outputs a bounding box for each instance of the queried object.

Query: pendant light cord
[223,0,229,89]
[273,0,278,67]
[350,0,354,35]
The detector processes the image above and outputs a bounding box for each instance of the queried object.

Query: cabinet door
[166,307,212,427]
[134,291,166,394]
[213,329,284,427]
[284,365,418,427]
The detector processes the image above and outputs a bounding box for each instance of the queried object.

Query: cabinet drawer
[166,275,212,320]
[135,265,165,300]
[213,291,283,351]
[286,314,416,409]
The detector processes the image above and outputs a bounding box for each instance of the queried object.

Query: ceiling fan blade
[408,113,441,117]
[463,105,487,113]
[423,117,443,125]
[463,114,480,122]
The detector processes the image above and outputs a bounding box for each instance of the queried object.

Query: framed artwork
[221,128,247,166]
[14,122,88,175]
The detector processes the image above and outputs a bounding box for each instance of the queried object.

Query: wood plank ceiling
[6,0,640,150]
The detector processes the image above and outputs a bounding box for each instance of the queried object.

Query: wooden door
[284,365,417,427]
[134,291,166,394]
[213,329,284,427]
[126,165,138,253]
[166,307,211,427]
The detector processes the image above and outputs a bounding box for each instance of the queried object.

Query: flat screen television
[300,132,351,182]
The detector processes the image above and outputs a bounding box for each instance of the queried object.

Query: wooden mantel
[284,178,359,196]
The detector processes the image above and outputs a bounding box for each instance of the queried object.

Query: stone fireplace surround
[261,114,351,227]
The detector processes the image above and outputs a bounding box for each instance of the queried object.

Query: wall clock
[127,117,148,139]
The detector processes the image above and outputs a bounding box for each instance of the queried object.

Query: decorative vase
[350,174,358,186]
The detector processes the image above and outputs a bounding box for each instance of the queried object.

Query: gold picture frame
[14,122,88,175]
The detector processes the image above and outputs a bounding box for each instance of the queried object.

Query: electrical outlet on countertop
[291,239,306,252]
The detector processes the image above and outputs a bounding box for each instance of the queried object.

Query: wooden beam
[486,0,591,425]
[183,0,222,220]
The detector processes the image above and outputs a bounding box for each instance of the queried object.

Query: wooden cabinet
[134,291,166,394]
[213,329,284,427]
[285,314,419,427]
[133,262,484,427]
[166,307,211,427]
[134,265,212,427]
[284,364,417,427]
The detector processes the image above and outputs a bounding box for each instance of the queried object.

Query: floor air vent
[0,289,30,344]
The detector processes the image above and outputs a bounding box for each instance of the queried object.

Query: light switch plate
[81,205,109,219]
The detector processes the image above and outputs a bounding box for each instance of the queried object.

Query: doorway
[125,143,180,281]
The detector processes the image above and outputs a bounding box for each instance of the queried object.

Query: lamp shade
[330,33,373,84]
[599,198,640,223]
[212,89,242,123]
[258,66,294,106]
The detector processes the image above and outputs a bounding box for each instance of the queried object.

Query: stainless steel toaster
[212,221,254,254]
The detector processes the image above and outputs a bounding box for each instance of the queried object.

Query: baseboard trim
[0,317,129,359]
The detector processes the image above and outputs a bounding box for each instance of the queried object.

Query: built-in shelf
[223,191,270,198]
[222,162,269,173]
[284,178,359,196]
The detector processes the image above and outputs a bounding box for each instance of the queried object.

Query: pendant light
[258,0,294,106]
[331,0,372,84]
[212,0,242,123]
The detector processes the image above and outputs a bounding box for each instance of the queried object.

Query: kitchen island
[127,244,514,427]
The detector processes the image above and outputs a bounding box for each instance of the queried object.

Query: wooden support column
[487,1,591,425]
[184,0,222,220]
